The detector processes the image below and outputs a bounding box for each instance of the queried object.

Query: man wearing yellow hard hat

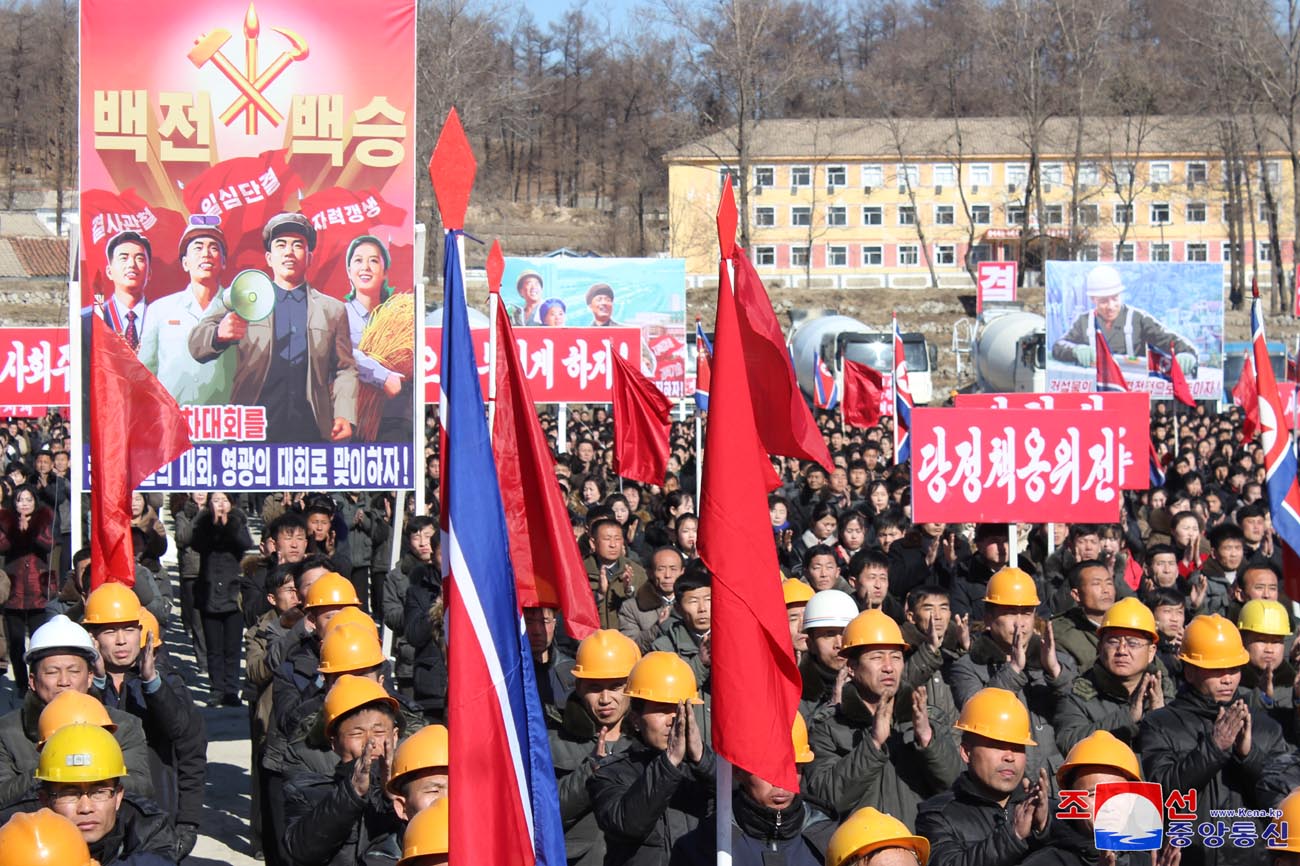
[826,805,929,866]
[1136,614,1300,847]
[1035,730,1144,864]
[1268,788,1300,866]
[1238,599,1296,718]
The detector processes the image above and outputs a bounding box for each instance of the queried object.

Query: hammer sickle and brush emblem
[188,2,309,134]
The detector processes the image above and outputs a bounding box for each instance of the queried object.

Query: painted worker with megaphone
[190,212,358,443]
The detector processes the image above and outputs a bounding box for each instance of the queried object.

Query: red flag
[90,316,192,588]
[1167,342,1195,407]
[611,350,673,486]
[698,258,801,793]
[1233,353,1260,442]
[491,300,600,638]
[842,359,885,428]
[1094,321,1129,393]
[730,249,834,472]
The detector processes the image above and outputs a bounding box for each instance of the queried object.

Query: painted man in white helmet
[1051,264,1198,373]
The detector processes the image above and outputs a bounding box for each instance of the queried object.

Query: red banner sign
[0,328,71,406]
[953,392,1149,489]
[911,408,1136,523]
[424,326,647,403]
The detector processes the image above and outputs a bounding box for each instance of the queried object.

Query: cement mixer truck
[951,302,1046,393]
[788,312,936,406]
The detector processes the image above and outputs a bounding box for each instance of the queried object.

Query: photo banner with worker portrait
[1045,261,1224,400]
[78,0,416,491]
[501,257,689,399]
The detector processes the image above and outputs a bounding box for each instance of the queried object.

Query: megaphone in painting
[220,269,276,322]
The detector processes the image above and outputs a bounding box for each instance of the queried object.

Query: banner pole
[557,403,568,455]
[68,231,82,555]
[383,488,406,658]
[414,225,427,518]
[1046,523,1056,557]
[487,290,499,438]
[695,410,703,510]
[1008,522,1019,570]
[716,756,733,866]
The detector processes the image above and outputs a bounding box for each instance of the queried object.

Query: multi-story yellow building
[666,116,1295,288]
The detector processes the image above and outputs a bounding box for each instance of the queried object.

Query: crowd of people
[5,397,1300,866]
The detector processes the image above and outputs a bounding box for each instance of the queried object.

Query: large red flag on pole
[89,316,192,588]
[492,280,601,639]
[699,184,801,794]
[1233,352,1261,443]
[842,358,885,429]
[611,350,673,486]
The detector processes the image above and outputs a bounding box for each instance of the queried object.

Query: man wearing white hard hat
[1051,264,1197,372]
[799,589,861,721]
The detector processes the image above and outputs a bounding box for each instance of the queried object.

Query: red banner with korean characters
[423,327,644,403]
[80,0,416,491]
[976,261,1017,314]
[0,329,71,407]
[953,392,1150,489]
[911,408,1137,523]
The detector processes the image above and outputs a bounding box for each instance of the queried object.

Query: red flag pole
[714,180,736,866]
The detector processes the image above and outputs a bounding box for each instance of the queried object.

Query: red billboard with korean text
[79,0,416,491]
[0,329,70,408]
[911,408,1137,523]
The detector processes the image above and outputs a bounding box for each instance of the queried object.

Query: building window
[1045,205,1064,225]
[1041,163,1064,186]
[970,164,993,186]
[1077,163,1100,186]
[1113,161,1136,185]
[1223,242,1242,262]
[754,207,775,228]
[753,246,775,266]
[933,164,957,186]
[754,166,774,188]
[1259,202,1275,223]
[1264,161,1282,185]
[719,167,738,189]
[1079,244,1100,262]
[1186,243,1208,262]
[792,207,811,227]
[971,204,991,225]
[897,164,920,187]
[1223,204,1240,222]
[898,206,916,226]
[1152,243,1171,262]
[1076,204,1099,226]
[1150,162,1172,184]
[1260,242,1274,263]
[863,206,883,226]
[825,165,847,188]
[969,244,994,264]
[898,244,919,266]
[1150,202,1170,224]
[791,245,810,267]
[1186,202,1206,223]
[935,244,956,266]
[935,205,955,225]
[827,206,847,227]
[1116,243,1135,262]
[1006,163,1029,187]
[1008,205,1025,225]
[791,166,811,187]
[862,164,884,188]
[1187,162,1208,184]
[1114,204,1134,225]
[828,245,848,266]
[863,245,883,266]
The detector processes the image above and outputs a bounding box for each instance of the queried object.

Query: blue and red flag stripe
[892,315,913,463]
[813,348,838,410]
[694,318,712,412]
[1250,287,1300,576]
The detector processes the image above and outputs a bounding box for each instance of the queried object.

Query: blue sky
[522,0,643,30]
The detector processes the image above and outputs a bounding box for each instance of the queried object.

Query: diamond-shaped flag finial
[717,178,737,260]
[487,240,504,295]
[428,107,477,230]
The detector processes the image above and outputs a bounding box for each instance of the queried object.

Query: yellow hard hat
[82,582,142,626]
[137,608,162,650]
[1238,599,1292,638]
[321,605,376,637]
[36,723,126,784]
[982,567,1040,607]
[398,796,448,865]
[0,810,96,866]
[1179,614,1250,668]
[1099,597,1158,642]
[782,579,815,606]
[323,674,400,736]
[572,629,642,680]
[318,623,386,675]
[1056,730,1142,787]
[826,806,930,866]
[37,691,116,748]
[624,651,703,705]
[839,609,909,656]
[953,687,1036,746]
[792,713,814,764]
[387,724,449,795]
[303,572,361,610]
[1269,789,1300,853]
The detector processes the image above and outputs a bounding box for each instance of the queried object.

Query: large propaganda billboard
[1046,262,1224,400]
[501,257,689,399]
[79,0,416,491]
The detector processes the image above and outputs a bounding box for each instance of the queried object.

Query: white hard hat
[802,590,860,631]
[26,614,96,664]
[1085,265,1124,298]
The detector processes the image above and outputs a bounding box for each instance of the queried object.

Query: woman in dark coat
[0,483,54,690]
[192,490,254,707]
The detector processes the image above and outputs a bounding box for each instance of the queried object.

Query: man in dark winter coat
[404,562,446,721]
